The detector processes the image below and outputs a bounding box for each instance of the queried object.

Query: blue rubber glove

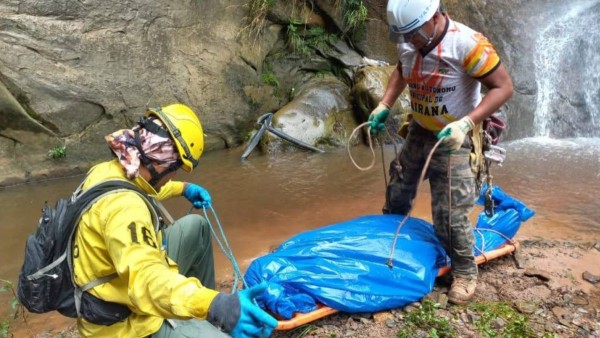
[367,102,390,134]
[232,283,278,337]
[183,183,212,208]
[436,116,475,151]
[208,282,278,338]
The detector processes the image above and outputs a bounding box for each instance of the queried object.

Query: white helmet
[387,0,440,42]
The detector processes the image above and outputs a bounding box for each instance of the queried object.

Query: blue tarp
[245,186,534,319]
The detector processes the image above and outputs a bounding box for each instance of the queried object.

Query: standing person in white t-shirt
[368,0,514,305]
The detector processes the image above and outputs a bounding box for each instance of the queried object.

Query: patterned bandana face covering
[105,119,179,179]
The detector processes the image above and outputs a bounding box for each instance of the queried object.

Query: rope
[472,227,515,255]
[189,205,247,293]
[347,122,400,172]
[347,122,376,171]
[447,154,453,268]
[386,137,446,268]
[379,138,389,188]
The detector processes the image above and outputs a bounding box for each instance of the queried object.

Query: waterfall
[533,1,600,138]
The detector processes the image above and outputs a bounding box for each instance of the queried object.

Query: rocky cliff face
[0,0,273,185]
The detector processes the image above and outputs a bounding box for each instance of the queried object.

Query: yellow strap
[470,122,485,174]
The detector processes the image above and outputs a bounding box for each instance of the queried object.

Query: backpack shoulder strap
[65,180,160,317]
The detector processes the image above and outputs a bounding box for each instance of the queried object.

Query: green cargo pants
[151,214,231,338]
[383,122,478,279]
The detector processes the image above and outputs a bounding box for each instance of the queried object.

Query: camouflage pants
[383,122,478,279]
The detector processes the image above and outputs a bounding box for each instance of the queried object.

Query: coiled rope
[347,122,399,189]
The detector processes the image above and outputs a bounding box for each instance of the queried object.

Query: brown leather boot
[448,277,477,305]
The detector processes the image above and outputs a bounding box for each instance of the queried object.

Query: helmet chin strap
[423,21,438,47]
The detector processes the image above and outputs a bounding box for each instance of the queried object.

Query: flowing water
[1,138,599,336]
[533,0,600,137]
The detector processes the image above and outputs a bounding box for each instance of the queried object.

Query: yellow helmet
[145,104,204,172]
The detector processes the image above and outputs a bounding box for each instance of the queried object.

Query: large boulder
[351,65,410,140]
[266,75,357,151]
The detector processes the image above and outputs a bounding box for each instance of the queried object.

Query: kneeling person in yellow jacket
[72,103,277,338]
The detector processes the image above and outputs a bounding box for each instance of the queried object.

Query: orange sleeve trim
[472,54,500,78]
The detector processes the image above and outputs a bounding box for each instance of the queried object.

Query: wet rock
[270,76,356,150]
[358,317,371,325]
[343,329,355,337]
[424,290,449,309]
[372,311,393,323]
[524,268,552,281]
[403,304,418,313]
[516,301,537,314]
[437,293,449,309]
[490,317,507,329]
[552,307,573,327]
[571,291,589,306]
[582,271,600,285]
[545,321,557,332]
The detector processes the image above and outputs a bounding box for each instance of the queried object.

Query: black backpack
[17,180,159,325]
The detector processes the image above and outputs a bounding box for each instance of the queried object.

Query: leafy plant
[262,68,279,88]
[48,145,67,159]
[469,302,537,338]
[306,27,337,51]
[397,299,456,338]
[287,22,310,56]
[338,0,368,33]
[0,279,21,338]
[287,23,337,56]
[290,324,317,337]
[0,320,8,338]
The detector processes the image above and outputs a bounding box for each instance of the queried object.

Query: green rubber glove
[368,102,390,134]
[437,116,475,151]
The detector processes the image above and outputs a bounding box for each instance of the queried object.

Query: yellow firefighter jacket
[72,159,219,337]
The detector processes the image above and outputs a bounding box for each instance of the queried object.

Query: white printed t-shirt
[397,17,501,132]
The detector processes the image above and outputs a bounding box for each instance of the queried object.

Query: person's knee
[179,214,211,245]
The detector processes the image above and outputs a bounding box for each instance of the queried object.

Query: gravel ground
[25,239,600,338]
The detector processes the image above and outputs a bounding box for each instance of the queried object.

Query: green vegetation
[286,22,309,56]
[284,323,320,337]
[468,302,539,338]
[397,299,456,338]
[48,145,67,159]
[261,62,280,88]
[245,0,275,39]
[286,23,337,56]
[338,0,368,34]
[244,0,362,53]
[0,279,20,338]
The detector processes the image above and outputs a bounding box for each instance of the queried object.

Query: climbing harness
[241,112,324,160]
[480,136,507,217]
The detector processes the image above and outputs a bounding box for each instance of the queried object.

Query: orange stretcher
[275,240,520,330]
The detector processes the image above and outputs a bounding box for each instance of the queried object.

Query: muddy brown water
[1,138,599,336]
